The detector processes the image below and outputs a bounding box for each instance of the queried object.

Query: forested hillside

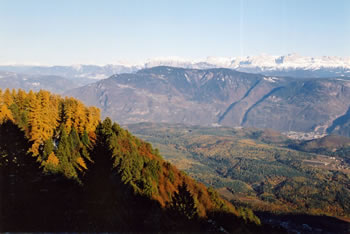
[127,123,350,232]
[0,89,268,232]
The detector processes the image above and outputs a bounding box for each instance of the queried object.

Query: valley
[126,123,350,222]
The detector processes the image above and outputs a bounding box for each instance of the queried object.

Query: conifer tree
[81,118,119,230]
[74,102,86,134]
[69,127,80,150]
[56,126,76,178]
[0,120,43,230]
[0,105,14,124]
[63,98,74,133]
[3,88,13,106]
[27,91,42,155]
[42,139,54,160]
[81,130,90,146]
[169,182,198,220]
[37,90,58,140]
[14,89,27,111]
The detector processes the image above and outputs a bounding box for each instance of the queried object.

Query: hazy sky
[1,0,349,65]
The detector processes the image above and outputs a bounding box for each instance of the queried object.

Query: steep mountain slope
[327,107,350,137]
[67,67,267,125]
[66,67,350,137]
[241,78,350,133]
[0,89,263,232]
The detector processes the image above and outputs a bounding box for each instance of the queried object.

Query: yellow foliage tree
[0,105,14,124]
[0,89,101,157]
[63,97,74,133]
[86,106,100,133]
[27,91,43,155]
[37,90,59,139]
[46,152,59,166]
[3,88,13,106]
[76,156,87,170]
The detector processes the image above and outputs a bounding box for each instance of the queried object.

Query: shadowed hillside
[127,122,350,233]
[0,89,271,232]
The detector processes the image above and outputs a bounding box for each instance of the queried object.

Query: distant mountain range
[143,54,350,78]
[1,54,350,79]
[0,64,138,80]
[0,70,94,94]
[66,66,350,137]
[1,54,350,137]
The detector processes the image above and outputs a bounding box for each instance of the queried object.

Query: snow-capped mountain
[141,54,350,78]
[144,54,350,74]
[1,54,350,80]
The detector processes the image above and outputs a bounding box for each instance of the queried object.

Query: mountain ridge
[2,54,350,79]
[66,66,350,137]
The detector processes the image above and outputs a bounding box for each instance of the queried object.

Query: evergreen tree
[81,130,90,146]
[42,139,54,160]
[69,127,80,151]
[0,120,43,230]
[81,119,120,231]
[56,126,76,178]
[169,182,198,220]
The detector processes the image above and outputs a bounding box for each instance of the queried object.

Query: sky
[0,0,349,65]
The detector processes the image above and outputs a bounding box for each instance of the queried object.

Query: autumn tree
[3,88,13,106]
[0,105,14,124]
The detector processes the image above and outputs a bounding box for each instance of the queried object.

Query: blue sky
[0,0,349,65]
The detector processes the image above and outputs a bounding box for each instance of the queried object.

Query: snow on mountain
[134,54,350,78]
[139,54,350,78]
[1,54,350,80]
[143,54,350,71]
